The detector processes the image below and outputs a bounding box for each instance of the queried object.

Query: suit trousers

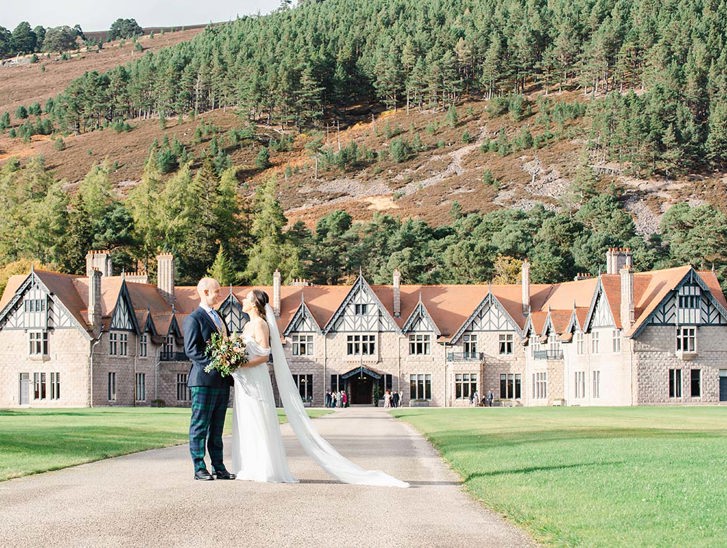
[189,386,230,472]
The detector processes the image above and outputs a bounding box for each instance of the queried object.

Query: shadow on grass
[464,460,626,481]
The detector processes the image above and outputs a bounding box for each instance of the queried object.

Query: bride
[230,289,408,488]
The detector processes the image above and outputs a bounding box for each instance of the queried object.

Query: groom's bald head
[197,277,221,307]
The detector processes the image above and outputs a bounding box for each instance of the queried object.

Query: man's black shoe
[194,469,214,481]
[213,468,236,480]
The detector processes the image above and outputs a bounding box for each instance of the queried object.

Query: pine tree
[207,244,237,285]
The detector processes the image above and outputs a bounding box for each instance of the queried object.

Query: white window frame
[108,372,117,401]
[676,327,696,353]
[463,333,477,356]
[409,373,432,400]
[135,372,146,402]
[109,332,119,356]
[612,329,621,352]
[29,331,48,356]
[409,334,431,355]
[455,373,478,399]
[139,334,148,358]
[292,334,314,356]
[499,333,513,355]
[574,371,586,399]
[591,331,600,354]
[177,373,191,402]
[346,334,376,356]
[593,370,600,398]
[293,374,314,401]
[576,331,584,355]
[533,371,547,399]
[50,372,61,400]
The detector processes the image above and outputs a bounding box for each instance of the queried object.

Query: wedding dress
[230,305,408,488]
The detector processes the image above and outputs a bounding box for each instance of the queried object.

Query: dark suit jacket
[183,307,235,388]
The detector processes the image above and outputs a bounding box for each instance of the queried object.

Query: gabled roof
[325,276,399,334]
[401,298,441,336]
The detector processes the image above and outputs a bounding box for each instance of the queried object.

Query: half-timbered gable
[635,269,727,336]
[0,273,82,333]
[585,284,616,331]
[401,300,440,335]
[109,283,138,333]
[324,276,398,334]
[219,293,247,334]
[450,292,521,344]
[284,300,321,336]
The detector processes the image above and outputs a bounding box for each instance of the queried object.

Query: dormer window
[24,299,46,312]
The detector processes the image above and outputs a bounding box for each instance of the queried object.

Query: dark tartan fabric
[189,386,230,472]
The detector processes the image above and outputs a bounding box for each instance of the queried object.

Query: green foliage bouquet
[204,333,248,377]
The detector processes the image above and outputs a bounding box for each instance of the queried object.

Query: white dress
[231,335,296,483]
[230,305,408,488]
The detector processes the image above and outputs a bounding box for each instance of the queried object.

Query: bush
[53,137,66,151]
[0,112,9,131]
[389,137,412,163]
[15,106,28,120]
[488,96,509,117]
[256,146,271,169]
[514,128,534,150]
[28,103,42,117]
[112,120,133,132]
[446,104,458,128]
[482,169,501,190]
[462,130,473,144]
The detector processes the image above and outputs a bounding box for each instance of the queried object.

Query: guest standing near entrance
[384,389,392,408]
[392,391,400,408]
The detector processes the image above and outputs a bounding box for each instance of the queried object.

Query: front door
[350,377,373,404]
[19,373,29,405]
[720,370,727,402]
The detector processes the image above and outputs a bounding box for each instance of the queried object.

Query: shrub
[462,130,473,144]
[256,146,271,169]
[53,138,66,151]
[15,106,28,120]
[446,104,458,128]
[389,137,412,163]
[488,96,509,117]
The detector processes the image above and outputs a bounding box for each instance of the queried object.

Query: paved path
[0,408,534,547]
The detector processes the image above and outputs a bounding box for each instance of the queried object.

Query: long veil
[265,305,409,488]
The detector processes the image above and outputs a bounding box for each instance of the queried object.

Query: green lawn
[0,407,332,482]
[392,407,727,547]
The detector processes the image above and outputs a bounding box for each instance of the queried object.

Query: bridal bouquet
[204,333,248,377]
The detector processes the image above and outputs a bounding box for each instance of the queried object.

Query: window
[330,374,342,393]
[135,373,146,402]
[691,369,701,398]
[354,304,368,315]
[33,372,46,400]
[119,333,128,356]
[346,334,376,356]
[574,371,586,399]
[29,331,48,356]
[612,329,621,352]
[499,373,521,399]
[108,372,117,401]
[591,331,600,353]
[177,374,191,402]
[530,335,540,357]
[294,374,314,401]
[533,372,547,399]
[669,369,682,398]
[409,374,432,400]
[678,294,700,309]
[139,334,148,358]
[576,331,584,355]
[109,332,118,355]
[50,372,60,400]
[409,334,431,355]
[164,335,175,355]
[455,373,478,399]
[499,333,513,355]
[463,334,477,357]
[24,299,46,312]
[593,370,600,398]
[292,334,314,356]
[676,327,696,353]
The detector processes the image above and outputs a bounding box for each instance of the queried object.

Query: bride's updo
[251,289,269,317]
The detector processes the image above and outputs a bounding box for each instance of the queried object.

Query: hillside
[2,88,724,235]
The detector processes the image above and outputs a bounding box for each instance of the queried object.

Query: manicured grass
[392,407,727,547]
[0,407,332,481]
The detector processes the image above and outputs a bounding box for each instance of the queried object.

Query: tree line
[38,0,726,171]
[1,157,725,292]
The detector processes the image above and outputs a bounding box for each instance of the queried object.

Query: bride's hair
[250,289,269,318]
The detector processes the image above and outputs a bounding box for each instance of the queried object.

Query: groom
[183,277,236,481]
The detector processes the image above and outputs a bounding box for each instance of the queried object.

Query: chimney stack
[88,269,102,331]
[606,248,633,275]
[393,269,401,317]
[156,253,175,305]
[521,259,530,316]
[620,264,634,331]
[273,269,281,317]
[85,250,112,278]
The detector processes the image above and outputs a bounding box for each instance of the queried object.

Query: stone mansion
[2,248,727,408]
